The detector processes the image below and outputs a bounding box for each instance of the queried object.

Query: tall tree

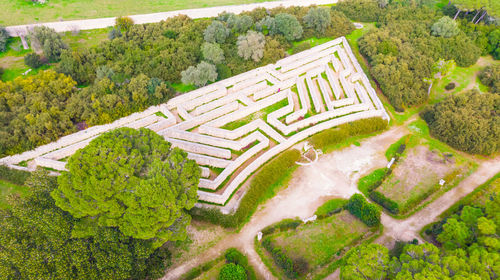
[181,61,218,87]
[204,20,230,43]
[237,31,266,62]
[51,127,200,247]
[275,13,303,41]
[341,244,389,280]
[303,7,331,36]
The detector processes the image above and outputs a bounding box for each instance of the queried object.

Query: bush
[224,248,257,280]
[24,52,44,68]
[445,82,456,90]
[261,218,302,236]
[216,63,232,80]
[237,31,266,62]
[310,117,388,149]
[303,7,331,36]
[261,237,298,279]
[275,13,303,41]
[29,26,67,62]
[369,191,399,214]
[202,42,225,64]
[0,26,8,53]
[333,0,383,22]
[345,194,381,226]
[291,42,311,54]
[218,263,246,280]
[314,199,347,218]
[108,28,122,40]
[115,16,134,32]
[479,65,500,94]
[0,166,31,185]
[204,20,230,43]
[181,61,218,87]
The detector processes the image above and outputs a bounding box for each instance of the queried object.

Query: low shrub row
[261,218,302,236]
[262,237,299,279]
[314,198,347,219]
[180,256,224,280]
[369,191,399,214]
[190,149,301,228]
[310,117,388,150]
[0,165,31,185]
[345,194,381,227]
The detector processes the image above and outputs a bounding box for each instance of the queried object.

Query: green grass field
[0,0,277,26]
[0,179,28,208]
[270,211,370,269]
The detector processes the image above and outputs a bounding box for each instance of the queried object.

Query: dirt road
[163,125,408,279]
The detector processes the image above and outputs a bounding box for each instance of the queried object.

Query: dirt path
[375,156,500,246]
[163,125,407,279]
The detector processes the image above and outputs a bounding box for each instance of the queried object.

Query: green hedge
[0,165,31,185]
[345,194,381,227]
[190,149,301,228]
[262,237,298,279]
[224,248,257,280]
[261,218,303,236]
[310,117,388,150]
[314,198,347,218]
[369,191,399,214]
[180,256,224,280]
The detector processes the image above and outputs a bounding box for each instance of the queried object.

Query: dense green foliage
[52,128,200,247]
[0,165,30,185]
[23,52,44,68]
[224,248,257,280]
[479,64,500,93]
[303,7,331,36]
[345,194,381,227]
[237,30,265,62]
[218,263,246,280]
[181,61,218,87]
[115,16,134,32]
[202,42,225,64]
[310,117,388,149]
[262,237,299,279]
[341,244,389,280]
[314,198,347,218]
[431,16,460,38]
[0,26,8,52]
[0,171,171,280]
[275,13,303,41]
[189,149,301,228]
[345,0,484,110]
[29,26,68,62]
[421,90,500,154]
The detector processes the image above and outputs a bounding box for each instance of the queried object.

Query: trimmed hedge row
[190,149,301,228]
[180,256,224,280]
[314,198,346,219]
[310,117,388,150]
[0,165,31,185]
[369,191,399,214]
[262,237,298,279]
[261,218,302,236]
[345,194,381,227]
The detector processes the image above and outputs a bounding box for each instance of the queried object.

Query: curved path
[163,125,408,279]
[6,0,336,36]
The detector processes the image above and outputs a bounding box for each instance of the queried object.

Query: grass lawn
[0,0,279,26]
[0,179,28,208]
[270,211,370,269]
[221,98,289,130]
[193,260,226,280]
[62,28,110,50]
[429,56,499,104]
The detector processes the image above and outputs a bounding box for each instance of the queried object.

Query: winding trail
[163,125,408,279]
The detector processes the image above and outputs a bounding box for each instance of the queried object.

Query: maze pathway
[0,37,389,205]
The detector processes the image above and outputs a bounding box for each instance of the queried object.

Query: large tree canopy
[51,127,200,247]
[0,171,170,280]
[421,90,500,155]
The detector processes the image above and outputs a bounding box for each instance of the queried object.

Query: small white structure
[439,179,446,186]
[302,215,317,224]
[257,231,263,241]
[387,157,396,169]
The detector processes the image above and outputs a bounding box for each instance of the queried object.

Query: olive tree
[52,127,200,247]
[204,20,230,43]
[29,26,68,62]
[181,61,218,87]
[303,7,331,36]
[237,31,266,62]
[431,16,460,38]
[275,13,303,41]
[202,42,225,64]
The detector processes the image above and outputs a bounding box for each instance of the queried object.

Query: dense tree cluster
[53,128,200,247]
[29,26,68,62]
[0,171,171,280]
[479,64,500,93]
[356,2,481,110]
[237,30,266,62]
[421,90,500,154]
[342,192,500,279]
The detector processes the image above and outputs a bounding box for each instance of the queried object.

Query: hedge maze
[0,37,388,206]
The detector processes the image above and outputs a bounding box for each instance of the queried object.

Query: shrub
[24,52,44,68]
[261,218,302,236]
[275,13,303,41]
[445,82,456,90]
[261,238,298,279]
[115,16,134,32]
[333,0,383,22]
[0,26,8,52]
[0,165,31,185]
[325,10,355,38]
[303,7,331,36]
[29,26,67,62]
[292,42,311,54]
[202,42,225,64]
[345,194,381,226]
[181,61,218,87]
[369,191,399,214]
[163,29,178,39]
[314,199,347,218]
[310,117,388,149]
[256,16,278,35]
[108,28,122,40]
[218,263,246,280]
[224,248,257,280]
[216,63,232,80]
[204,20,230,43]
[479,65,500,94]
[226,14,254,33]
[237,31,265,62]
[431,16,459,38]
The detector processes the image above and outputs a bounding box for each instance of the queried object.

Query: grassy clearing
[429,56,499,104]
[221,98,288,130]
[0,0,278,26]
[62,28,110,50]
[271,211,370,270]
[0,179,28,209]
[172,83,197,93]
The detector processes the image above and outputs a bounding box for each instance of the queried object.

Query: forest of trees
[0,6,355,157]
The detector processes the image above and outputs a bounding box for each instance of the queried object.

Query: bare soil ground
[163,125,407,279]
